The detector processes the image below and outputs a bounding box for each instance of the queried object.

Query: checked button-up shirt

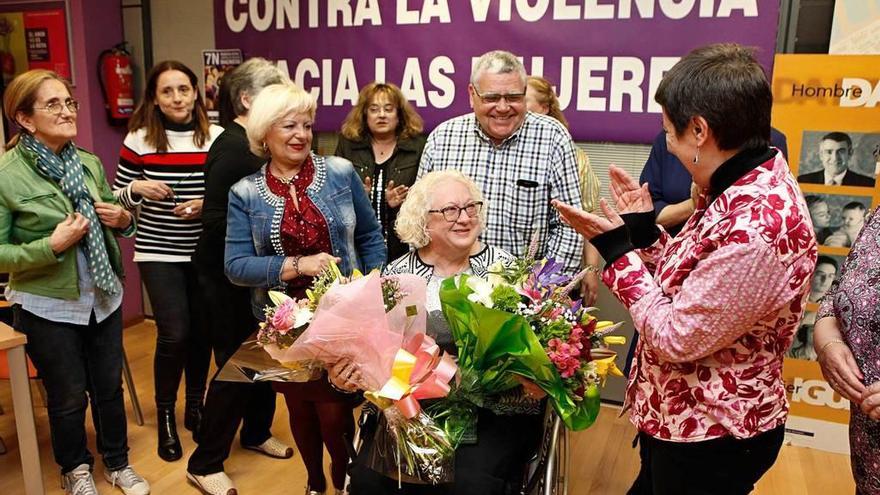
[419,112,584,275]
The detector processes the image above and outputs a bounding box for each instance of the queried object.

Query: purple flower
[532,258,570,288]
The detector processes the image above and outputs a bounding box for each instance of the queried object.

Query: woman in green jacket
[0,70,149,495]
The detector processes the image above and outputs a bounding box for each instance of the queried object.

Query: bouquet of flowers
[256,266,457,484]
[436,242,625,442]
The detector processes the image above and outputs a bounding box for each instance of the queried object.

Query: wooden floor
[0,321,856,494]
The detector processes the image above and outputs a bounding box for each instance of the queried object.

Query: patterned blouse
[602,151,817,442]
[264,157,332,298]
[817,206,880,492]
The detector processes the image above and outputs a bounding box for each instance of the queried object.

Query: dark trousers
[139,261,211,409]
[14,306,129,474]
[627,425,785,495]
[350,407,543,495]
[187,272,276,475]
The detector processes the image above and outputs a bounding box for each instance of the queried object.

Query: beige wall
[150,0,215,89]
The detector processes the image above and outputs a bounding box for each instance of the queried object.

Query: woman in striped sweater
[113,60,223,463]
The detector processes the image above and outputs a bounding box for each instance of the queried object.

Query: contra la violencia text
[225,0,760,32]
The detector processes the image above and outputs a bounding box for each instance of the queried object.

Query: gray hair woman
[340,170,547,495]
[187,58,291,495]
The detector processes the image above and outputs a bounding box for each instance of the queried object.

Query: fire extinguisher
[98,43,135,125]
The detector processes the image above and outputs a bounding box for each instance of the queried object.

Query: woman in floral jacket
[553,43,817,494]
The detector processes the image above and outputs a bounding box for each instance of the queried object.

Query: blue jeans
[14,306,129,474]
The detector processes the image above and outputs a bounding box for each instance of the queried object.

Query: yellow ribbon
[364,348,417,409]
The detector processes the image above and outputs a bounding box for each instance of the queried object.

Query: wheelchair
[519,405,569,495]
[343,402,569,495]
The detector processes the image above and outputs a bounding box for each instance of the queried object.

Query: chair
[0,348,39,456]
[122,349,144,426]
[343,403,569,495]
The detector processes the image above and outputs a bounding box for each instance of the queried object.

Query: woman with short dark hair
[553,43,818,494]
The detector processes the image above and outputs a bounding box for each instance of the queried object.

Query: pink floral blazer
[603,152,817,442]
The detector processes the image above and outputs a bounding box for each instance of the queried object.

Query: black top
[194,121,266,273]
[334,134,426,260]
[594,147,778,265]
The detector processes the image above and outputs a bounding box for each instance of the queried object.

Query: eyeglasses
[472,87,526,105]
[428,202,483,222]
[33,98,80,115]
[368,104,396,115]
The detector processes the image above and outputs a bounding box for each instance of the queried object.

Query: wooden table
[0,321,44,495]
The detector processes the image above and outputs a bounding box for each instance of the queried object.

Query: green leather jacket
[0,144,134,300]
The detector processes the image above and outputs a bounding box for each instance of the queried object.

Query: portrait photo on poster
[804,192,872,248]
[788,310,818,361]
[806,254,846,305]
[797,130,880,188]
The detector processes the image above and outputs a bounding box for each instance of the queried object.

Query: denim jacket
[225,153,387,318]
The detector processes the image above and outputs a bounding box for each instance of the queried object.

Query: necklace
[372,138,396,157]
[273,174,298,185]
[270,162,301,185]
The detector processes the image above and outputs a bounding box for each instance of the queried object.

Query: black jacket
[334,134,426,260]
[195,122,266,273]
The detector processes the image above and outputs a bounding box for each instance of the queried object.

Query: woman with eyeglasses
[112,60,223,463]
[335,82,426,260]
[0,69,150,494]
[225,82,385,495]
[343,170,546,495]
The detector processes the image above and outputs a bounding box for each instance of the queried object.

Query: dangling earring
[693,147,700,164]
[262,142,268,152]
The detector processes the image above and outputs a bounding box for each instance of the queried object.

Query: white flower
[465,276,494,308]
[485,261,508,289]
[293,306,314,328]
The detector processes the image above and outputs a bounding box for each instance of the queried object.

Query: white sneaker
[104,465,151,495]
[187,471,238,495]
[62,464,98,495]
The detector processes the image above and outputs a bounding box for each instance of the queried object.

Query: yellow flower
[593,355,624,385]
[603,336,627,346]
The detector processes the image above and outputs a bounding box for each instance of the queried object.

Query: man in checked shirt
[418,50,584,275]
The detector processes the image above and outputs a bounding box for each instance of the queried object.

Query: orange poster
[772,54,880,454]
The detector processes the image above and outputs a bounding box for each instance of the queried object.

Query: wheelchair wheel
[522,408,570,495]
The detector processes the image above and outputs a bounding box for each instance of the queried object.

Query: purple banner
[214,1,779,143]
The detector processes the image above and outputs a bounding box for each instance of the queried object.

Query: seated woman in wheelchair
[330,170,546,495]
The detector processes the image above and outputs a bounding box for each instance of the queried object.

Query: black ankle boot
[183,402,203,442]
[157,407,182,461]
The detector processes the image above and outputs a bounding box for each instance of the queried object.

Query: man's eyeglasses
[34,98,80,115]
[428,202,483,222]
[472,87,526,105]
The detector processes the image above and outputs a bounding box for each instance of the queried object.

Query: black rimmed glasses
[34,98,80,115]
[472,87,526,105]
[429,202,483,222]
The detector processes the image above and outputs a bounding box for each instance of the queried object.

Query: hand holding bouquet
[257,266,458,484]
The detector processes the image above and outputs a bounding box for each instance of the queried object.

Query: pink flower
[271,299,298,332]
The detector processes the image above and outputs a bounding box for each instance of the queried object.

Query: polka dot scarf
[20,133,120,294]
